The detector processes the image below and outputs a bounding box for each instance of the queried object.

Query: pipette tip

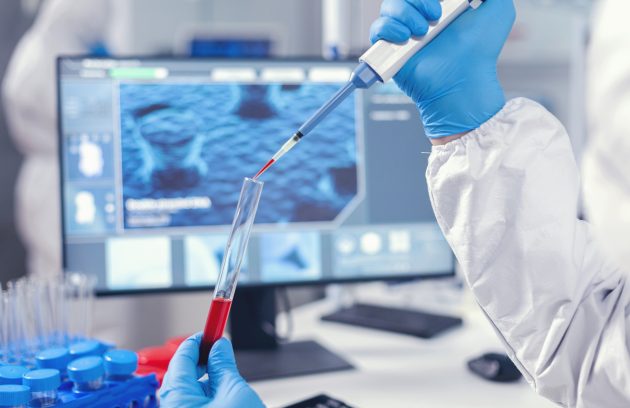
[253,159,275,180]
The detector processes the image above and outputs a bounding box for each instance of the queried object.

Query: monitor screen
[57,57,454,294]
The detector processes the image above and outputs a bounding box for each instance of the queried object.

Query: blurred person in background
[2,0,128,278]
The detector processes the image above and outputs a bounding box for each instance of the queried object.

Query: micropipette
[254,0,486,179]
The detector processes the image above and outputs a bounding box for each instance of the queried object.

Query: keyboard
[283,394,354,408]
[321,303,462,338]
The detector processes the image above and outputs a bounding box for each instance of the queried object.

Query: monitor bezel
[56,55,456,297]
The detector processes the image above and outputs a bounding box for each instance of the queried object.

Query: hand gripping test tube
[199,178,264,365]
[254,0,486,179]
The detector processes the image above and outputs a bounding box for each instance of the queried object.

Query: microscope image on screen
[132,103,208,189]
[119,82,360,230]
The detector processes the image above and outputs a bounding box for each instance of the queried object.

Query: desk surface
[251,290,557,408]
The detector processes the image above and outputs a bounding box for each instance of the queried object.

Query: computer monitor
[57,57,453,295]
[57,56,457,380]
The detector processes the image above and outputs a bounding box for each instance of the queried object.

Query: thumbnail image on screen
[119,83,358,229]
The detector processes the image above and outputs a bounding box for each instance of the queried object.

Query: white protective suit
[2,0,129,277]
[426,1,630,407]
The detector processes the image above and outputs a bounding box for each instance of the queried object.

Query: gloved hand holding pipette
[254,0,496,178]
[160,333,265,408]
[370,0,515,138]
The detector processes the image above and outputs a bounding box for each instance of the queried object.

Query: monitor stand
[231,287,354,382]
[321,302,463,339]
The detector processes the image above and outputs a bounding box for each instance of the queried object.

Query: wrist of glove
[370,0,515,138]
[407,70,506,139]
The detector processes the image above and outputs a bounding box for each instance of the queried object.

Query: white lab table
[251,286,557,408]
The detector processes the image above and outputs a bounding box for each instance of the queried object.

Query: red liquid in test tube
[199,297,232,362]
[199,178,263,365]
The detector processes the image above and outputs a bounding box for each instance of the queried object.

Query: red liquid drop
[199,297,233,365]
[254,159,275,179]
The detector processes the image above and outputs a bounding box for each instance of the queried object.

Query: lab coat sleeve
[426,97,630,408]
[582,0,630,269]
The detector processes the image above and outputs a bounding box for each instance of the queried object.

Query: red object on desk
[137,345,178,370]
[165,335,189,349]
[136,334,194,385]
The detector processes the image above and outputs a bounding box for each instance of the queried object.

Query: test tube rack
[52,375,159,408]
[0,339,159,408]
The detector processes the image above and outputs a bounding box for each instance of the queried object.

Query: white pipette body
[361,0,483,83]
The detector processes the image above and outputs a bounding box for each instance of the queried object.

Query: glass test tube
[199,177,263,365]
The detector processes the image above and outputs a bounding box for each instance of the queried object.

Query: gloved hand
[159,333,265,408]
[370,0,516,138]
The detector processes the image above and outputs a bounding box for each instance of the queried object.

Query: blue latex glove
[159,333,265,408]
[370,0,515,138]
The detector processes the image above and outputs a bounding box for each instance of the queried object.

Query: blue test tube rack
[55,375,159,407]
[0,338,159,408]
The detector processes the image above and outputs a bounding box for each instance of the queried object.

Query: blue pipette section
[253,62,381,179]
[298,62,380,137]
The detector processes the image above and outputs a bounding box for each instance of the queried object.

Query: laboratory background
[0,0,596,407]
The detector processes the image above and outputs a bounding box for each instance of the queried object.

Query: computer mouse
[467,352,522,383]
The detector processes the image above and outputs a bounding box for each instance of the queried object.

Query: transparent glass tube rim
[213,177,264,301]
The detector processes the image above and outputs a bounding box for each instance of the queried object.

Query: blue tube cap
[36,347,70,371]
[67,356,105,383]
[69,340,101,359]
[0,384,30,406]
[22,369,61,392]
[103,350,138,376]
[0,366,29,385]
